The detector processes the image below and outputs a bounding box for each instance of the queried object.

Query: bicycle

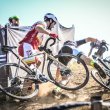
[0,38,56,100]
[88,40,110,90]
[0,37,90,100]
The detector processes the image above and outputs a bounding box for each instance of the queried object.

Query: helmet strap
[47,19,53,30]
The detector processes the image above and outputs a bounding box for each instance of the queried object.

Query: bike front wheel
[0,63,39,100]
[91,69,110,90]
[47,54,89,90]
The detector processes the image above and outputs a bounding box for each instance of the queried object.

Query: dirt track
[0,71,110,110]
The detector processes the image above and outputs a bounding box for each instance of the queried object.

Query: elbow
[35,26,42,32]
[86,37,91,42]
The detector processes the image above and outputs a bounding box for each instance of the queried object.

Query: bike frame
[2,38,69,84]
[9,48,70,76]
[93,55,110,70]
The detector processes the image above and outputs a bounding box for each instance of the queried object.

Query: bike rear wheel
[0,63,39,100]
[91,69,110,90]
[104,56,110,69]
[47,54,89,90]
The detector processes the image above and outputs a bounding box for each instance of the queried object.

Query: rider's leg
[56,68,62,81]
[18,43,42,91]
[80,54,106,78]
[20,43,41,68]
[55,46,73,86]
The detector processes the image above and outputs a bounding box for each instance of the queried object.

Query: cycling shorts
[18,43,41,64]
[58,45,82,65]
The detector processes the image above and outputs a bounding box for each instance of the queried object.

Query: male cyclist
[56,37,106,87]
[18,13,58,67]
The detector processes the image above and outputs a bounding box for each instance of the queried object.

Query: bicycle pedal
[38,75,48,82]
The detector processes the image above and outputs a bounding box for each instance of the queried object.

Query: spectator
[11,16,19,26]
[5,16,19,27]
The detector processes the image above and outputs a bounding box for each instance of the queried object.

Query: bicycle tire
[91,70,110,90]
[47,53,89,90]
[0,63,39,100]
[104,56,110,69]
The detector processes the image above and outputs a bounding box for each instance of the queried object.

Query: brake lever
[57,37,61,41]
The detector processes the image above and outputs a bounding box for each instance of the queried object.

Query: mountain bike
[88,40,110,90]
[0,38,89,100]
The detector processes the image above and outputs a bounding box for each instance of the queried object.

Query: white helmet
[44,13,57,23]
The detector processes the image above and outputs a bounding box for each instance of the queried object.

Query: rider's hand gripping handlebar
[38,37,60,52]
[88,40,109,57]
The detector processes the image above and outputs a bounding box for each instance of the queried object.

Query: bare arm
[76,37,100,47]
[35,25,50,35]
[85,37,98,43]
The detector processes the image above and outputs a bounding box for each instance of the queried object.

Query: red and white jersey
[19,21,46,49]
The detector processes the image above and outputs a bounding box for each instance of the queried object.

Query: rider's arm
[35,22,58,38]
[35,24,50,35]
[85,37,98,43]
[76,37,98,47]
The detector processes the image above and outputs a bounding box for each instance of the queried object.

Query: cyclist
[11,16,19,26]
[18,13,58,67]
[56,37,106,86]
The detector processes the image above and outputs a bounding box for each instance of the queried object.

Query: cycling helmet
[64,40,76,46]
[44,13,57,23]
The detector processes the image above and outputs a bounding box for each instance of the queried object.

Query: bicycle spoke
[91,70,110,90]
[48,54,89,90]
[0,63,39,100]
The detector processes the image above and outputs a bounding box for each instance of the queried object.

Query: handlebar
[88,40,109,57]
[99,40,108,51]
[38,37,60,52]
[44,37,56,49]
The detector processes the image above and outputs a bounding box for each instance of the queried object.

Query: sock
[55,86,61,92]
[90,60,95,67]
[90,60,100,69]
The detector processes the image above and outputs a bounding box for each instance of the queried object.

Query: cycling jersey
[58,39,86,65]
[18,21,47,64]
[19,21,47,49]
[64,39,86,47]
